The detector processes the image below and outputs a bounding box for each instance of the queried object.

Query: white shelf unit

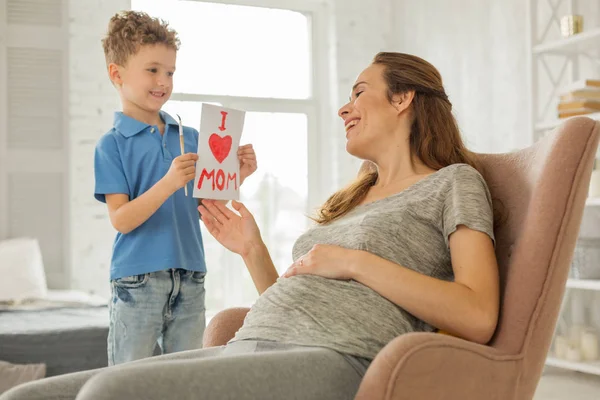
[535,112,600,131]
[528,0,600,377]
[546,357,600,375]
[550,280,600,377]
[586,197,600,206]
[533,27,600,55]
[567,278,600,290]
[528,1,600,143]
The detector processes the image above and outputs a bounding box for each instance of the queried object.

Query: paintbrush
[176,114,188,196]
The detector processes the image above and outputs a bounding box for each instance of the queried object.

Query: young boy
[95,11,257,365]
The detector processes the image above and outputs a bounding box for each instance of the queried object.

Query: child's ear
[108,63,123,86]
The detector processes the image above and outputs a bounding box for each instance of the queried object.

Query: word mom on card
[193,104,245,201]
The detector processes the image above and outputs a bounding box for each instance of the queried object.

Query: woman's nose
[338,102,351,119]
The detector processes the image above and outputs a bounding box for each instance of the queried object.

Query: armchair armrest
[203,307,250,347]
[355,332,522,400]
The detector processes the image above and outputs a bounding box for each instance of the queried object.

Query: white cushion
[0,238,48,302]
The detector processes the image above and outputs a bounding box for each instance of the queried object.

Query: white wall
[329,0,397,186]
[392,0,530,155]
[68,0,130,295]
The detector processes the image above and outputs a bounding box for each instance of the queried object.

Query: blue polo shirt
[94,111,206,280]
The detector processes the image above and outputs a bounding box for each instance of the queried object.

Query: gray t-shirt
[231,163,495,360]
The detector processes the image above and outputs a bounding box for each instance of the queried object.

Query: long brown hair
[314,52,483,225]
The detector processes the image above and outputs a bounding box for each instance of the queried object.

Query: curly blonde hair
[101,10,180,66]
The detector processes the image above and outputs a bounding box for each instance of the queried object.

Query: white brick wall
[330,0,396,186]
[68,0,130,296]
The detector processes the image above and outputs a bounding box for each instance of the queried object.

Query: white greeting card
[193,104,245,200]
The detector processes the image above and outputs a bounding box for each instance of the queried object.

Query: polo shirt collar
[114,111,179,138]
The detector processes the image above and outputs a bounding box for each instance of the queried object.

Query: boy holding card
[94,11,257,365]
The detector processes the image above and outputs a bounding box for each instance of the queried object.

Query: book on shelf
[561,90,600,101]
[558,101,600,111]
[557,79,600,118]
[560,79,600,94]
[558,108,599,119]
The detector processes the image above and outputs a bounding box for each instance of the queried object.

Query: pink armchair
[203,117,600,400]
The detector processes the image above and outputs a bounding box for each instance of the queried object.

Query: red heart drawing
[208,133,232,164]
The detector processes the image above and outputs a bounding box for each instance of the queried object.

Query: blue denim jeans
[108,269,206,365]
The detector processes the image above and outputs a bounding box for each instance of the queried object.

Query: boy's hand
[164,153,199,193]
[238,144,257,185]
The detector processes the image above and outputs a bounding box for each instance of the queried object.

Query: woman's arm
[354,226,498,344]
[198,200,279,294]
[241,242,279,294]
[285,225,499,344]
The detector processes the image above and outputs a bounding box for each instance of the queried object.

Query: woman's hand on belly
[282,244,360,280]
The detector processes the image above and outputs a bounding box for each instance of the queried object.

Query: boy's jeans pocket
[113,273,149,288]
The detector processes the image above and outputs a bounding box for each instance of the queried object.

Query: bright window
[133,0,310,99]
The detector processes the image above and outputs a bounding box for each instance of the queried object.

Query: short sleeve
[94,134,130,203]
[442,165,495,248]
[189,127,199,147]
